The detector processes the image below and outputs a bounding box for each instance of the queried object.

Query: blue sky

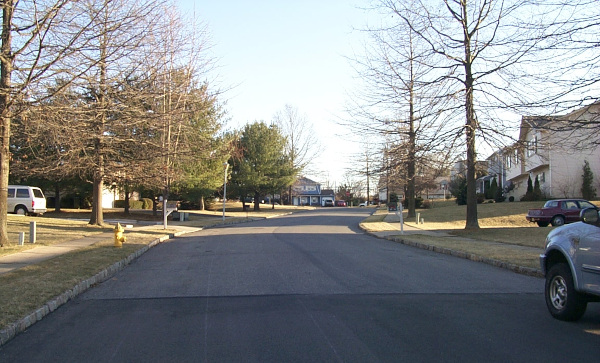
[178,1,368,186]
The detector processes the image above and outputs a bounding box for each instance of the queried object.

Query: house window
[527,135,538,157]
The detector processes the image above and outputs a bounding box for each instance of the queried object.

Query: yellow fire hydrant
[114,223,126,248]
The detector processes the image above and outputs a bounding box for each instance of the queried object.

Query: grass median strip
[388,234,541,270]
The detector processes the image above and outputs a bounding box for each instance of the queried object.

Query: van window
[32,189,44,198]
[7,188,15,198]
[16,189,30,198]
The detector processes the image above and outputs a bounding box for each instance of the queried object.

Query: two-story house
[291,176,335,206]
[504,102,600,199]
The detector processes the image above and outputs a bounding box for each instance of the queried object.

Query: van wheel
[15,206,28,215]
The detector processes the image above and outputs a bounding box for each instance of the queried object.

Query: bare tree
[12,2,223,224]
[347,0,458,217]
[0,1,98,246]
[362,0,597,229]
[273,104,321,204]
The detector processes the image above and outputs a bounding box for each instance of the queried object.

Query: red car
[335,200,347,207]
[526,199,598,227]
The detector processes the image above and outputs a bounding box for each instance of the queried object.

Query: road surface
[1,208,599,362]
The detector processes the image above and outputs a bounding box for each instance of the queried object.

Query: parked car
[7,185,47,216]
[540,208,600,321]
[526,199,598,227]
[323,200,334,207]
[359,201,369,207]
[335,200,347,207]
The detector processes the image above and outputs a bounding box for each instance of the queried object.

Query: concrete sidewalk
[0,222,202,275]
[367,211,455,238]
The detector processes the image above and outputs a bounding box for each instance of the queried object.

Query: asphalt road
[1,208,599,362]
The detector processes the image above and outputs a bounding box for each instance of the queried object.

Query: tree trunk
[0,2,14,247]
[407,78,416,218]
[464,56,479,229]
[253,191,260,211]
[90,173,104,225]
[124,184,130,215]
[54,183,61,212]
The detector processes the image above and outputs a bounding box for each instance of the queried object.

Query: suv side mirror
[581,208,599,224]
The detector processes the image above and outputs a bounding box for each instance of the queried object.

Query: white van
[7,185,47,216]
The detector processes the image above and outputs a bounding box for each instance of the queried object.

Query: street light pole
[222,162,229,222]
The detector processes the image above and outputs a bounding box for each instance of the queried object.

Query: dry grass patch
[2,215,111,256]
[359,200,572,269]
[393,234,541,269]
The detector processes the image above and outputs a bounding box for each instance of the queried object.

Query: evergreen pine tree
[533,176,542,201]
[494,178,505,202]
[489,178,498,201]
[581,160,597,200]
[522,175,534,201]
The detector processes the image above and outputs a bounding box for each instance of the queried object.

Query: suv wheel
[15,206,28,215]
[551,215,565,227]
[545,263,587,321]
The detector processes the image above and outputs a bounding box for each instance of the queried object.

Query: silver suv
[540,208,600,321]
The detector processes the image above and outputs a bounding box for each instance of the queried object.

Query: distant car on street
[359,201,369,207]
[526,199,598,227]
[540,208,600,321]
[335,200,347,207]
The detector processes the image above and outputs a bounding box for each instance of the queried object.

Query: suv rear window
[32,189,44,198]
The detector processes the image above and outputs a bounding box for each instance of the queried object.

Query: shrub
[113,200,127,208]
[494,178,505,203]
[403,197,424,209]
[141,198,153,209]
[476,193,485,204]
[60,194,91,209]
[113,199,151,209]
[449,176,467,205]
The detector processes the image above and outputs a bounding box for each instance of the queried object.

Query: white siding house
[504,102,600,199]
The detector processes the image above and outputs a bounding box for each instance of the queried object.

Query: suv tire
[545,263,587,321]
